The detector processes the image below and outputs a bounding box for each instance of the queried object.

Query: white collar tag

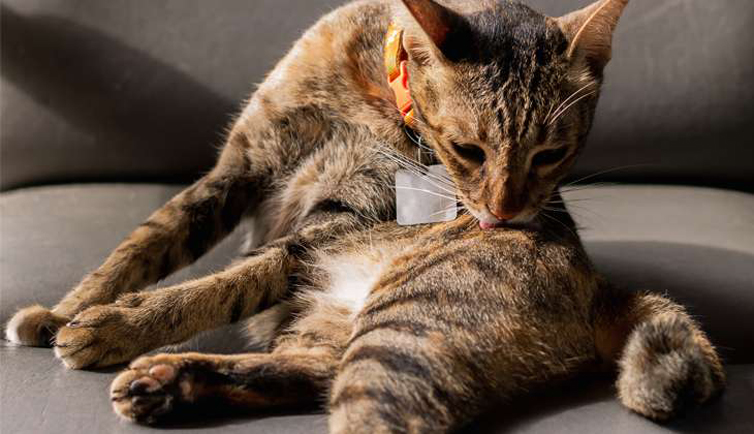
[395,164,458,226]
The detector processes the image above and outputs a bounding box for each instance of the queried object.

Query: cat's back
[249,0,394,113]
[226,0,405,163]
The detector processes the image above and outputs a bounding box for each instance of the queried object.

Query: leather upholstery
[3,185,753,363]
[2,0,753,191]
[1,184,753,433]
[2,346,752,433]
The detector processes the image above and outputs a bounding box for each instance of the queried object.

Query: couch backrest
[2,0,752,191]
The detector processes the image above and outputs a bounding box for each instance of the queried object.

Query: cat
[5,0,724,432]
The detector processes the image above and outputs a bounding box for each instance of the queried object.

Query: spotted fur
[6,1,724,432]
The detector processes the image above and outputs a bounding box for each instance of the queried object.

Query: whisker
[563,164,654,187]
[428,208,458,217]
[541,206,569,213]
[428,202,467,217]
[566,204,604,220]
[372,136,443,174]
[540,211,580,239]
[548,197,602,204]
[393,186,457,201]
[559,182,617,193]
[378,150,457,194]
[546,83,594,124]
[548,91,596,126]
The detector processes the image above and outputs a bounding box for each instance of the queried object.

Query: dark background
[2,0,753,191]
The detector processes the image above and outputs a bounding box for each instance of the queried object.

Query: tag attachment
[395,165,457,226]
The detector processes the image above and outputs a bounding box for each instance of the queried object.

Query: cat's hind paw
[111,354,200,424]
[4,305,69,347]
[617,313,725,420]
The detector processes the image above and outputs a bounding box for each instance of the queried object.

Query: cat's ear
[557,0,629,74]
[399,0,468,62]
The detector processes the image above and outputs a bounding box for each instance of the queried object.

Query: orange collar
[384,23,416,127]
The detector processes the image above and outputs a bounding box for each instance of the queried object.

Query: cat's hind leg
[593,285,726,420]
[328,319,480,434]
[110,338,340,423]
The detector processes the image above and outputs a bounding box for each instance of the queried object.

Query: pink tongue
[479,221,500,230]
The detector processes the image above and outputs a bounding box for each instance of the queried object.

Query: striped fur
[6,0,723,431]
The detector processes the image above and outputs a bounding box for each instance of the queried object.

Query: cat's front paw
[617,314,726,420]
[54,305,147,369]
[111,354,200,424]
[5,305,70,347]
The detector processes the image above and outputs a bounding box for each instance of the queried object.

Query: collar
[384,23,416,128]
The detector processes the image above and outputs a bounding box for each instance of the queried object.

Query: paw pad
[111,358,195,424]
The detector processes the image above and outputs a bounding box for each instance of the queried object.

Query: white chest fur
[318,247,401,316]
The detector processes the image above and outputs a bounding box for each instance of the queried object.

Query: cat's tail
[594,285,726,420]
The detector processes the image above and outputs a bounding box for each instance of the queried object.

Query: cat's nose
[489,207,518,222]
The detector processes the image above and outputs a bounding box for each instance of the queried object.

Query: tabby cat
[5,0,724,432]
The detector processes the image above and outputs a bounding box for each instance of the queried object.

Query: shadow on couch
[1,5,234,189]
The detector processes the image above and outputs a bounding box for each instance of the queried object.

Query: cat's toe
[111,355,195,424]
[54,325,104,369]
[53,306,138,369]
[114,293,148,308]
[617,314,725,420]
[4,305,69,347]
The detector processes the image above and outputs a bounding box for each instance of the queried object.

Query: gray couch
[1,1,753,433]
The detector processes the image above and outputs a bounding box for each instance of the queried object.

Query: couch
[2,1,753,433]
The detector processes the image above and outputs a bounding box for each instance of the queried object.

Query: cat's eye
[452,143,486,166]
[532,147,568,169]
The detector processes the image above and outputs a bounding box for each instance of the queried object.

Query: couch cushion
[1,345,752,434]
[2,184,753,361]
[2,0,753,191]
[0,184,253,354]
[1,183,753,433]
[566,185,754,363]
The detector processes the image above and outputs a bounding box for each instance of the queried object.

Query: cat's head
[396,0,629,228]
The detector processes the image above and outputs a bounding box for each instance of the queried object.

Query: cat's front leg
[593,286,726,420]
[53,248,290,369]
[5,142,256,348]
[54,211,360,369]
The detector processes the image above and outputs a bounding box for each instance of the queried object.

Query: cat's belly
[315,245,405,317]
